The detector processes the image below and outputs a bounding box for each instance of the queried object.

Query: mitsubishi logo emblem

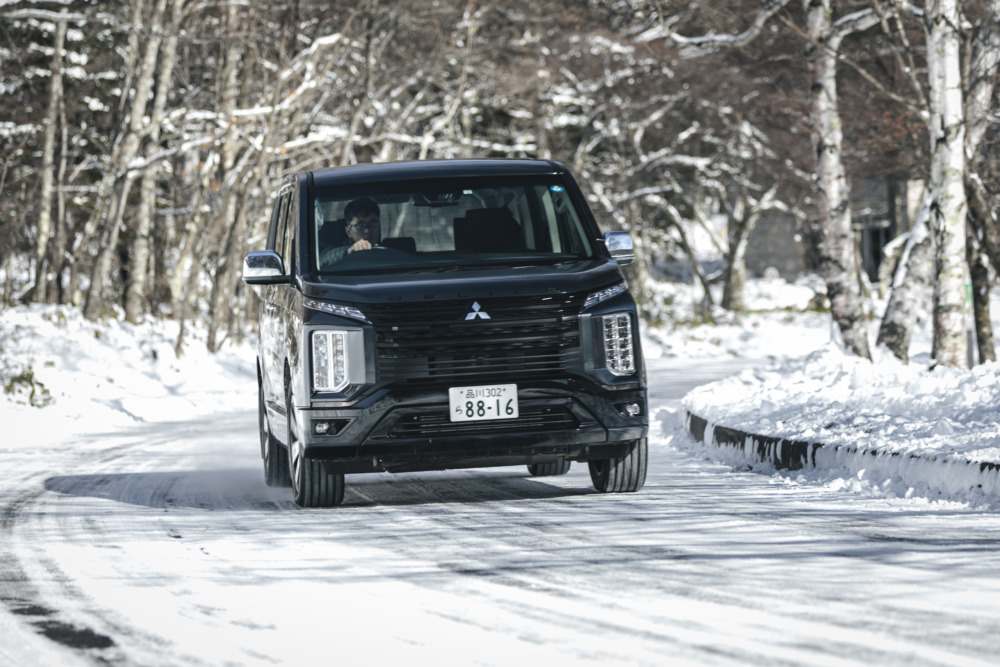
[465,301,491,320]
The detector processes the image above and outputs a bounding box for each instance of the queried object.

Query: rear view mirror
[242,250,287,285]
[604,231,635,265]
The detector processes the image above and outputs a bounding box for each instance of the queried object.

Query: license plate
[449,384,518,422]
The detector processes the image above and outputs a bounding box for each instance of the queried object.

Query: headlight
[312,331,350,392]
[602,313,635,375]
[583,282,627,311]
[304,298,368,323]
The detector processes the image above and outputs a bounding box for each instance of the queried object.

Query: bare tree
[124,0,183,323]
[633,0,876,356]
[30,8,70,303]
[804,1,879,359]
[925,0,969,368]
[83,0,170,321]
[962,0,1000,363]
[876,195,934,362]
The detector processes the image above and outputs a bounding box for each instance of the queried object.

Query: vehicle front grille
[367,293,586,385]
[389,406,579,438]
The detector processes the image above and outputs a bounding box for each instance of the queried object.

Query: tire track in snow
[0,489,117,657]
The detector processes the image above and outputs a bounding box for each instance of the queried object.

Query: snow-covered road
[3,358,1000,666]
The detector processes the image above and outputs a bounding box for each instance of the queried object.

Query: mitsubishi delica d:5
[243,159,648,507]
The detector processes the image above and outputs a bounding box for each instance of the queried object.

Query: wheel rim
[290,443,302,495]
[264,420,278,471]
[589,460,609,488]
[287,395,304,498]
[258,388,267,459]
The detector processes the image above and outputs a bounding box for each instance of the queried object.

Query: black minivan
[243,159,648,506]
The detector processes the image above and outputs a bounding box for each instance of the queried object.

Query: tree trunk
[926,0,969,368]
[206,205,240,352]
[960,0,1000,363]
[125,0,180,323]
[31,10,68,302]
[721,190,768,313]
[83,0,169,320]
[966,222,994,363]
[671,221,715,309]
[124,172,156,323]
[877,201,934,363]
[46,52,71,305]
[804,0,871,360]
[206,3,245,351]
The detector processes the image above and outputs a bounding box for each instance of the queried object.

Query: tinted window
[310,176,597,275]
[271,191,291,262]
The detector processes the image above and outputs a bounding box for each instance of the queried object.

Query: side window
[266,193,284,251]
[271,190,292,271]
[282,195,298,273]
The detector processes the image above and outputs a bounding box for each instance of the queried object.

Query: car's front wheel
[259,383,290,487]
[588,438,647,493]
[286,386,345,507]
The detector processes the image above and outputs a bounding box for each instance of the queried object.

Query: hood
[300,259,624,305]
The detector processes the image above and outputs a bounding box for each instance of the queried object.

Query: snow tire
[286,386,345,507]
[260,382,290,487]
[588,438,647,493]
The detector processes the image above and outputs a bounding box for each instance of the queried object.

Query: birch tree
[204,2,253,350]
[124,0,183,323]
[9,0,995,357]
[876,196,934,362]
[804,1,878,359]
[852,2,991,366]
[30,8,69,304]
[633,0,876,356]
[925,0,969,368]
[83,0,169,321]
[962,0,1000,363]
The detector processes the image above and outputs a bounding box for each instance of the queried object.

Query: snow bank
[681,343,1000,507]
[683,343,1000,464]
[1,304,256,448]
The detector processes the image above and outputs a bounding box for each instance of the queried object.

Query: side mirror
[242,250,287,285]
[604,231,635,266]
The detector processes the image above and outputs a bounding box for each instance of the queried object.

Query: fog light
[311,419,349,436]
[616,402,641,418]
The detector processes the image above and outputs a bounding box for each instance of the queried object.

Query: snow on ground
[683,344,1000,465]
[2,275,999,509]
[1,305,257,448]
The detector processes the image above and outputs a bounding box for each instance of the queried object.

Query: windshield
[309,176,598,276]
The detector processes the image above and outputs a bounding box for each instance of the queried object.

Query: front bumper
[297,384,648,474]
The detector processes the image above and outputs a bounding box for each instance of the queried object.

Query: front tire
[286,387,345,507]
[527,459,572,476]
[260,384,290,487]
[589,438,647,493]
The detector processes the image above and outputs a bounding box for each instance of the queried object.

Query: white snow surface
[684,343,1000,465]
[4,279,1000,666]
[4,276,1000,511]
[2,304,255,441]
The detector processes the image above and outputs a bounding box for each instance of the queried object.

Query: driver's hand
[347,239,372,254]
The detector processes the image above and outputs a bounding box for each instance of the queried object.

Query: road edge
[684,411,1000,502]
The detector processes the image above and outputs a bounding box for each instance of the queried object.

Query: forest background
[1,0,999,370]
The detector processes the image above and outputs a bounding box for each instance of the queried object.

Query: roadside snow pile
[1,304,256,447]
[684,343,1000,464]
[681,343,1000,506]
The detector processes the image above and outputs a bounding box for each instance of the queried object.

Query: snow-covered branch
[637,0,793,50]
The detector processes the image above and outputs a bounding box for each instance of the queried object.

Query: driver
[320,197,381,264]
